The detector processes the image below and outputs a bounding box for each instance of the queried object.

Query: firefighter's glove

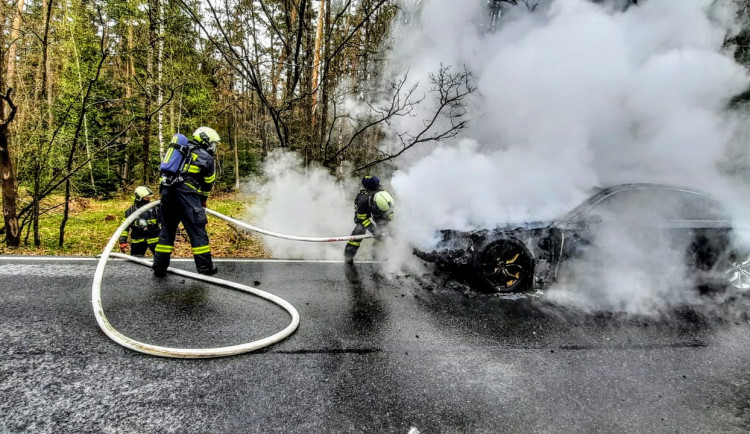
[119,242,128,253]
[201,199,207,208]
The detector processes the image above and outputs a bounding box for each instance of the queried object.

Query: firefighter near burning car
[152,128,219,278]
[118,186,161,257]
[344,175,395,263]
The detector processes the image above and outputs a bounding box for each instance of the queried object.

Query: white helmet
[373,191,394,212]
[134,186,154,202]
[193,127,221,147]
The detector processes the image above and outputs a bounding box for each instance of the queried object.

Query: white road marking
[0,256,379,264]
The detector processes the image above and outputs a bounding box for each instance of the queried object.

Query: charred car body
[415,183,750,293]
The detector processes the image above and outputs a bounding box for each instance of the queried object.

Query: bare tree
[0,89,19,247]
[6,0,24,90]
[322,65,474,172]
[1,1,22,247]
[176,0,391,152]
[59,10,111,246]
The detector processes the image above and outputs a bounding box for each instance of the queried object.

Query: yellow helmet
[134,186,154,202]
[193,126,221,146]
[373,191,394,212]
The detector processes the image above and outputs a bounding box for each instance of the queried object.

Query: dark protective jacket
[119,201,161,245]
[344,187,395,261]
[352,188,394,228]
[165,142,216,200]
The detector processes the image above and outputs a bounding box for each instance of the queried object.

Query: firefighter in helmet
[119,186,161,257]
[152,127,219,277]
[344,175,394,263]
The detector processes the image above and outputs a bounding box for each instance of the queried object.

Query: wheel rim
[480,244,528,291]
[722,252,750,291]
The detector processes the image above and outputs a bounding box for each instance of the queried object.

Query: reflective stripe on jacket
[352,188,394,225]
[118,201,161,244]
[162,143,216,200]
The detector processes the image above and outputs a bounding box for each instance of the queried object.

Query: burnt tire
[472,238,534,293]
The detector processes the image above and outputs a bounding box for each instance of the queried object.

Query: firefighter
[152,127,219,277]
[119,186,161,257]
[344,175,394,263]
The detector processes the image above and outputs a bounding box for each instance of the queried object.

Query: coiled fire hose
[92,200,372,358]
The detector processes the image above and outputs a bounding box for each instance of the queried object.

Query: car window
[570,187,727,223]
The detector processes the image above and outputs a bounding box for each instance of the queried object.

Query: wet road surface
[1,257,749,433]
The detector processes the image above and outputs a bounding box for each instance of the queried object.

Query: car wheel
[473,238,533,293]
[713,249,750,292]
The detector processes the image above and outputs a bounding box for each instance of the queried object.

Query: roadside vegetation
[0,192,268,258]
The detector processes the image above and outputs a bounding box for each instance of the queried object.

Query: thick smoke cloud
[247,0,750,313]
[244,151,364,260]
[393,0,748,244]
[386,0,750,313]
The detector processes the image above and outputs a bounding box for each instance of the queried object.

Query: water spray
[92,200,372,358]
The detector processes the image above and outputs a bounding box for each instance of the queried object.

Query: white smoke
[246,0,750,313]
[243,151,367,260]
[379,0,750,314]
[393,0,748,234]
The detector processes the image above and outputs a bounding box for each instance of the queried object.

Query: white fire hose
[204,208,373,243]
[92,200,372,358]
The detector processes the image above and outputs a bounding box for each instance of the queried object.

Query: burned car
[415,183,750,293]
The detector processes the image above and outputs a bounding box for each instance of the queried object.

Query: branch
[323,71,420,166]
[0,89,18,128]
[177,0,288,144]
[353,65,475,173]
[17,124,135,220]
[145,85,177,118]
[287,0,308,95]
[257,0,289,53]
[320,0,390,86]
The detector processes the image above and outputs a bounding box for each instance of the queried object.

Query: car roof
[589,183,711,196]
[559,182,727,223]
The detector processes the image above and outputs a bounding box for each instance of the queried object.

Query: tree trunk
[311,0,325,119]
[282,2,297,102]
[0,132,19,247]
[44,0,53,128]
[66,0,96,193]
[6,0,24,90]
[59,36,108,246]
[142,0,158,184]
[0,105,19,247]
[35,0,54,244]
[318,0,332,163]
[123,17,134,184]
[59,179,71,247]
[142,111,152,185]
[157,0,164,157]
[1,0,22,246]
[33,164,40,246]
[233,103,239,191]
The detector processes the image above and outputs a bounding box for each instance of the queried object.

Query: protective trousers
[152,188,214,274]
[344,220,388,262]
[130,241,156,257]
[344,223,367,262]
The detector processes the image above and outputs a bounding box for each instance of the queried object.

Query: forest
[1,0,750,250]
[0,0,478,248]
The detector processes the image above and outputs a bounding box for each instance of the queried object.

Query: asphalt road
[1,257,749,433]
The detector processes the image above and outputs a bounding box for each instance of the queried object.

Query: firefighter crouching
[152,128,219,277]
[344,175,395,263]
[119,186,161,257]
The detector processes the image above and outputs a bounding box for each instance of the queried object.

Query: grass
[0,192,269,258]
